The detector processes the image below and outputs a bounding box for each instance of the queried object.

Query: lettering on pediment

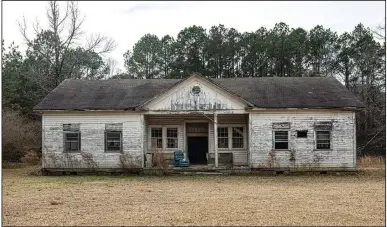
[169,85,229,111]
[145,78,247,111]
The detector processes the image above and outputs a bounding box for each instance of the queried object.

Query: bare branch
[18,16,33,46]
[85,33,116,54]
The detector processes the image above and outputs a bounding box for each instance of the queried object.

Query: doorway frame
[184,120,210,163]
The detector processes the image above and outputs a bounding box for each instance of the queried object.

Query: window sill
[105,151,122,153]
[271,149,290,151]
[218,148,246,150]
[313,149,333,151]
[63,151,81,153]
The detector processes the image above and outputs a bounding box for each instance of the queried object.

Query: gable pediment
[143,75,248,111]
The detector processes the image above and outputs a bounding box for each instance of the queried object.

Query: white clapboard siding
[42,112,144,168]
[249,111,356,168]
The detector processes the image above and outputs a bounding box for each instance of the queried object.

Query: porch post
[214,112,218,168]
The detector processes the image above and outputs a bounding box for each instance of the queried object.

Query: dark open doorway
[187,137,208,164]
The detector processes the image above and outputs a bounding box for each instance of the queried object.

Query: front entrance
[188,137,208,164]
[186,123,209,165]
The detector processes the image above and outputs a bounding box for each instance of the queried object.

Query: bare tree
[372,19,385,41]
[105,57,118,79]
[18,1,116,87]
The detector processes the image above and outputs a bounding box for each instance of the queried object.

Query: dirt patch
[2,167,385,226]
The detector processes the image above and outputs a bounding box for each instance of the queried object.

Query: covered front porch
[144,113,249,169]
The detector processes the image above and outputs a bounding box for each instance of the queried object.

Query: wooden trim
[353,112,356,167]
[247,108,359,113]
[215,124,247,150]
[148,125,180,150]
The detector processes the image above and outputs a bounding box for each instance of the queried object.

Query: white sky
[2,1,386,72]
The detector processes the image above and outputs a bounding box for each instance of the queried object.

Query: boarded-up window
[272,122,290,129]
[218,127,229,148]
[316,131,331,149]
[63,124,81,152]
[274,131,288,150]
[232,127,244,148]
[314,122,332,130]
[167,128,178,148]
[151,128,163,149]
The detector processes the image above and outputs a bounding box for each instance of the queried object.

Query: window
[232,127,244,148]
[63,124,81,152]
[218,127,229,148]
[105,131,122,152]
[274,131,288,149]
[297,130,308,138]
[151,128,163,149]
[167,128,178,148]
[316,131,331,149]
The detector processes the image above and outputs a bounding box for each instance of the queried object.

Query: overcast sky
[3,1,385,72]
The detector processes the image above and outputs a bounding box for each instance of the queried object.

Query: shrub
[152,150,168,170]
[2,109,41,163]
[119,153,142,173]
[21,149,41,165]
[81,152,99,170]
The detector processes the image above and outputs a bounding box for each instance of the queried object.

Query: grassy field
[2,167,385,226]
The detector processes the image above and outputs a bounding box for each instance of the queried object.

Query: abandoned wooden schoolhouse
[34,73,364,172]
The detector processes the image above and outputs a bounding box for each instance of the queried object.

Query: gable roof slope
[33,77,364,111]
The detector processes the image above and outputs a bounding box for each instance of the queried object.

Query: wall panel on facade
[42,112,144,169]
[249,111,356,169]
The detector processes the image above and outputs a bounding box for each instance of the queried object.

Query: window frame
[166,127,178,149]
[217,124,247,150]
[105,130,123,152]
[272,130,289,150]
[315,130,331,150]
[217,127,229,149]
[148,125,180,150]
[232,126,244,149]
[63,124,81,153]
[150,126,163,149]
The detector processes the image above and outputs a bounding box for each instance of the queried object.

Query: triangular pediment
[143,74,250,111]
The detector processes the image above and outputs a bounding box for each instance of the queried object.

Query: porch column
[214,112,218,168]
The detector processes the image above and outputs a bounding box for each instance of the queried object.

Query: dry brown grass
[358,155,385,169]
[2,167,385,226]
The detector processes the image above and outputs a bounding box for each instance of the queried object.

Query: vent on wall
[297,130,308,138]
